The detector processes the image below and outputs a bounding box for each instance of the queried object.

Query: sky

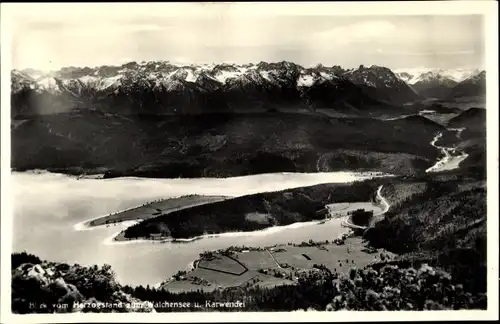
[7,3,485,72]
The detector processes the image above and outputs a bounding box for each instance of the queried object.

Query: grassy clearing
[186,268,259,288]
[271,238,395,273]
[326,202,382,218]
[87,195,228,227]
[236,251,280,270]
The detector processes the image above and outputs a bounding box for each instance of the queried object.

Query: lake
[11,170,388,286]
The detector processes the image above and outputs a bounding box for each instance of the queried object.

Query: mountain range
[394,68,485,100]
[11,61,486,118]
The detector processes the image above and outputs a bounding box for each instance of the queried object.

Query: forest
[349,209,374,227]
[363,178,486,294]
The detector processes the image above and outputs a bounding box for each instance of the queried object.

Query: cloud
[172,57,189,64]
[64,23,165,36]
[310,20,397,45]
[15,19,166,38]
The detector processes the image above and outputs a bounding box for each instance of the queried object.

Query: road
[11,119,28,130]
[266,248,283,269]
[376,185,390,215]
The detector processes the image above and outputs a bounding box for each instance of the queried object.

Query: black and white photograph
[1,1,498,322]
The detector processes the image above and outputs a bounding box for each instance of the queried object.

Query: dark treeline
[448,107,486,180]
[349,209,374,227]
[122,273,336,312]
[12,251,42,270]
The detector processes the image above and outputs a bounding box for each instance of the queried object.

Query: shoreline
[14,169,394,182]
[157,261,200,290]
[106,217,348,246]
[73,207,146,231]
[64,170,396,245]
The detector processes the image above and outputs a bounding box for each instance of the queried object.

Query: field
[161,268,267,292]
[161,237,395,293]
[187,268,258,287]
[87,195,228,227]
[236,251,280,270]
[326,202,383,218]
[197,254,247,275]
[271,238,395,273]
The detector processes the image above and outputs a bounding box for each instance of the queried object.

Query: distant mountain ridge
[446,71,486,100]
[11,62,486,117]
[394,68,485,100]
[11,61,418,117]
[394,68,482,84]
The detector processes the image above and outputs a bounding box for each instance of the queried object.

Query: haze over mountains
[11,61,486,118]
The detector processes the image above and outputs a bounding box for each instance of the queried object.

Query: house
[150,233,164,240]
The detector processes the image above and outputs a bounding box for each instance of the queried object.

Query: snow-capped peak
[394,67,482,84]
[170,68,197,83]
[297,73,315,87]
[36,76,60,92]
[461,70,486,84]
